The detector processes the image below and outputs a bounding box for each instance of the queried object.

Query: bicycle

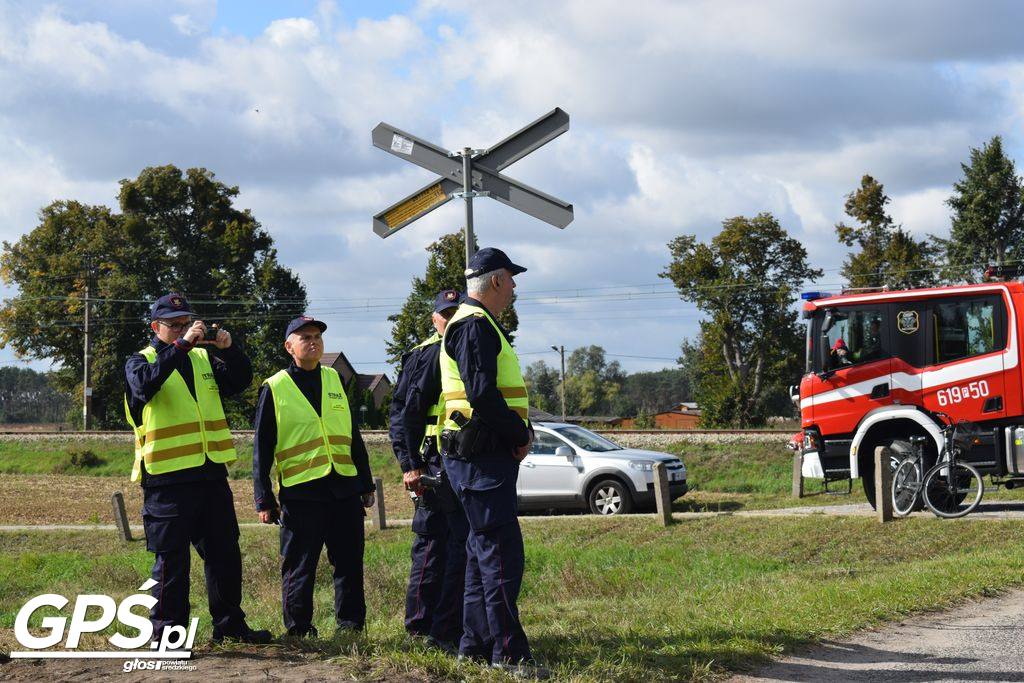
[891,435,928,517]
[920,415,985,518]
[890,413,985,518]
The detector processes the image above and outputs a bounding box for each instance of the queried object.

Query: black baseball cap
[285,315,327,340]
[434,289,464,313]
[150,293,193,320]
[464,247,527,279]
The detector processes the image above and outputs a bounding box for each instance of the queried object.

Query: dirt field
[0,474,416,526]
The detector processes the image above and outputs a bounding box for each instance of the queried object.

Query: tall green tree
[835,174,937,289]
[0,165,307,427]
[386,231,519,361]
[524,360,561,415]
[564,345,624,416]
[660,213,821,427]
[938,136,1024,282]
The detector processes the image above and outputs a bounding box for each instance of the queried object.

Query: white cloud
[264,18,319,48]
[170,13,205,36]
[3,0,1024,373]
[891,188,952,237]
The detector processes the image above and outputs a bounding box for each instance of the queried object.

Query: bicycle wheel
[922,461,984,519]
[891,458,922,517]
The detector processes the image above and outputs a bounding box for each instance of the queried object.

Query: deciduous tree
[660,213,820,427]
[0,165,307,427]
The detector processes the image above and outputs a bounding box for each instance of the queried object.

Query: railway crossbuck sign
[371,108,574,265]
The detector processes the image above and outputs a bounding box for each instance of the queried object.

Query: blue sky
[2,0,1024,382]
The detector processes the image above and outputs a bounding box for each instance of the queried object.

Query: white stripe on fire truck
[801,349,1015,411]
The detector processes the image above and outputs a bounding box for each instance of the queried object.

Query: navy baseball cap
[434,289,463,313]
[150,293,193,320]
[464,247,527,279]
[285,315,327,340]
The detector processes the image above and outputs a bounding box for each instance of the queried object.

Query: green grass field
[0,436,860,512]
[5,436,1024,680]
[4,516,1024,681]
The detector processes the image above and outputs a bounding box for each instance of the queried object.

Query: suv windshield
[553,426,623,452]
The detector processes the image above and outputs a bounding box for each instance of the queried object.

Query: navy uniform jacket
[442,298,531,530]
[388,339,442,473]
[252,362,375,512]
[124,337,252,488]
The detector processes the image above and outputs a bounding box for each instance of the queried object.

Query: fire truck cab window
[933,298,1000,364]
[824,308,886,369]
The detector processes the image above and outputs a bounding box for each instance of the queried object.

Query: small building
[321,351,357,386]
[619,402,701,429]
[357,373,392,409]
[321,351,391,409]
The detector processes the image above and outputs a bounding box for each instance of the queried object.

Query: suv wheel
[588,479,633,515]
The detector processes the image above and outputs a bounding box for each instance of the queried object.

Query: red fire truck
[797,280,1024,507]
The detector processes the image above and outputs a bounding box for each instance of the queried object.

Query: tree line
[0,366,74,423]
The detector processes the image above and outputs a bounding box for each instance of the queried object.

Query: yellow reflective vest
[411,333,445,452]
[124,346,237,482]
[264,366,356,487]
[439,303,529,431]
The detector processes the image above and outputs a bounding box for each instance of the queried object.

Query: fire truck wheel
[862,438,912,510]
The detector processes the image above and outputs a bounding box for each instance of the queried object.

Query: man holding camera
[124,293,270,645]
[253,316,376,637]
[439,248,548,679]
[389,289,469,652]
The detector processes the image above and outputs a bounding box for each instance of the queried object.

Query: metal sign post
[372,108,574,268]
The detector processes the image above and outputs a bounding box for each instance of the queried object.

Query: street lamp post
[550,345,566,422]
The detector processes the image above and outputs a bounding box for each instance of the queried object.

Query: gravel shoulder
[729,587,1024,682]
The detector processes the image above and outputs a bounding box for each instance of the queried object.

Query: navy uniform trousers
[444,454,532,664]
[279,494,366,632]
[142,478,247,639]
[405,457,469,643]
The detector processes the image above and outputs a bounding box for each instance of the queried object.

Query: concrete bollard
[792,451,804,499]
[370,476,386,530]
[653,462,673,526]
[111,492,132,542]
[874,446,893,523]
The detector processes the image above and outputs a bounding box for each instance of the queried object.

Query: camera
[202,323,220,342]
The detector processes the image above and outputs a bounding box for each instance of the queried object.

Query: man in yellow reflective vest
[389,289,469,652]
[253,316,376,637]
[439,248,549,679]
[124,293,271,645]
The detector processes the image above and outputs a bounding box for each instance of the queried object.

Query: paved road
[730,588,1024,683]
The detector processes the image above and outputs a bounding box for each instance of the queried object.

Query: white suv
[517,422,688,515]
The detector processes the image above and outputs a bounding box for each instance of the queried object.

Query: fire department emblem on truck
[897,310,919,334]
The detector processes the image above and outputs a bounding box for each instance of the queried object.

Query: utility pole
[551,345,566,422]
[83,281,92,430]
[82,255,93,430]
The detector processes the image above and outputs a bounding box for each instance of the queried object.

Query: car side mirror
[555,445,574,461]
